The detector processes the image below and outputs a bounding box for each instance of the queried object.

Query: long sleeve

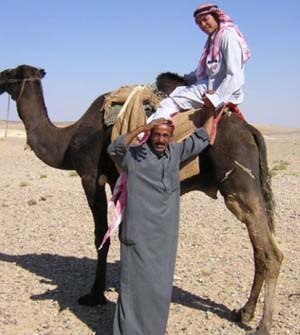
[107,135,129,171]
[178,128,210,163]
[206,29,245,108]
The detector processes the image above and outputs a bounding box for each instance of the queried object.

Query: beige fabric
[103,85,136,112]
[109,85,161,142]
[172,109,203,181]
[172,108,202,141]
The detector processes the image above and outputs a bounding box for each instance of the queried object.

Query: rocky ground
[0,122,300,335]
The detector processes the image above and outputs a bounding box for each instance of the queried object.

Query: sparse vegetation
[271,160,290,176]
[19,181,29,187]
[1,123,300,335]
[69,171,78,177]
[40,174,48,179]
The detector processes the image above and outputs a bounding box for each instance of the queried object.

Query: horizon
[2,118,300,132]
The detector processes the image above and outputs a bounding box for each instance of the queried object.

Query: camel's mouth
[0,69,16,95]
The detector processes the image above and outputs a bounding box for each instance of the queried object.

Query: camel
[0,65,283,335]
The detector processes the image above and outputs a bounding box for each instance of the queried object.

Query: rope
[16,79,27,104]
[1,77,40,140]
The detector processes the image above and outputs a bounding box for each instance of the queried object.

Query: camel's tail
[248,124,275,233]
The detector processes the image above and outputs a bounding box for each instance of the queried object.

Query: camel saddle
[104,85,238,181]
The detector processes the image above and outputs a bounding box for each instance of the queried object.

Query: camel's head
[0,65,46,98]
[156,72,186,96]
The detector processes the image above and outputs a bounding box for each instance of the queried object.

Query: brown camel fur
[0,65,283,335]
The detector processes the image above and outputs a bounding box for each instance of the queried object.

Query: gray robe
[107,128,209,335]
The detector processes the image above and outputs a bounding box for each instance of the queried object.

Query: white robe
[148,28,245,122]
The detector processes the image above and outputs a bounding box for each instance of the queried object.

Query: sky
[0,0,299,127]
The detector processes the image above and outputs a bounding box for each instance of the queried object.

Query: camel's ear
[39,69,46,79]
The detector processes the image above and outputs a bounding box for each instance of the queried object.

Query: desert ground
[0,120,300,335]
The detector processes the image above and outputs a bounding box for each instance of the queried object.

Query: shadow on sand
[0,252,250,334]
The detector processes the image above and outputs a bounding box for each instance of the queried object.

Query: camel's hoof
[78,293,107,306]
[231,309,243,322]
[231,308,254,323]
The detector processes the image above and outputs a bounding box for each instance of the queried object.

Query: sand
[0,121,300,335]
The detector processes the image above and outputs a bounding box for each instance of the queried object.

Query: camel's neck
[16,81,75,168]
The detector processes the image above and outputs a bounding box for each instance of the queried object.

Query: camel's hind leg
[224,192,283,335]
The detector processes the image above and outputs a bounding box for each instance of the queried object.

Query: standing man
[108,116,212,335]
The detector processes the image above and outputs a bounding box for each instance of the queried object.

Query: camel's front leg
[225,194,283,335]
[78,174,109,306]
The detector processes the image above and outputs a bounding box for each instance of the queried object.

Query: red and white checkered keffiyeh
[195,3,251,79]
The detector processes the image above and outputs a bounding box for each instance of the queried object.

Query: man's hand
[143,118,171,132]
[200,93,215,139]
[202,115,214,138]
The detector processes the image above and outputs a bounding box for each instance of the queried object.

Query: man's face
[196,14,219,35]
[149,124,174,154]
